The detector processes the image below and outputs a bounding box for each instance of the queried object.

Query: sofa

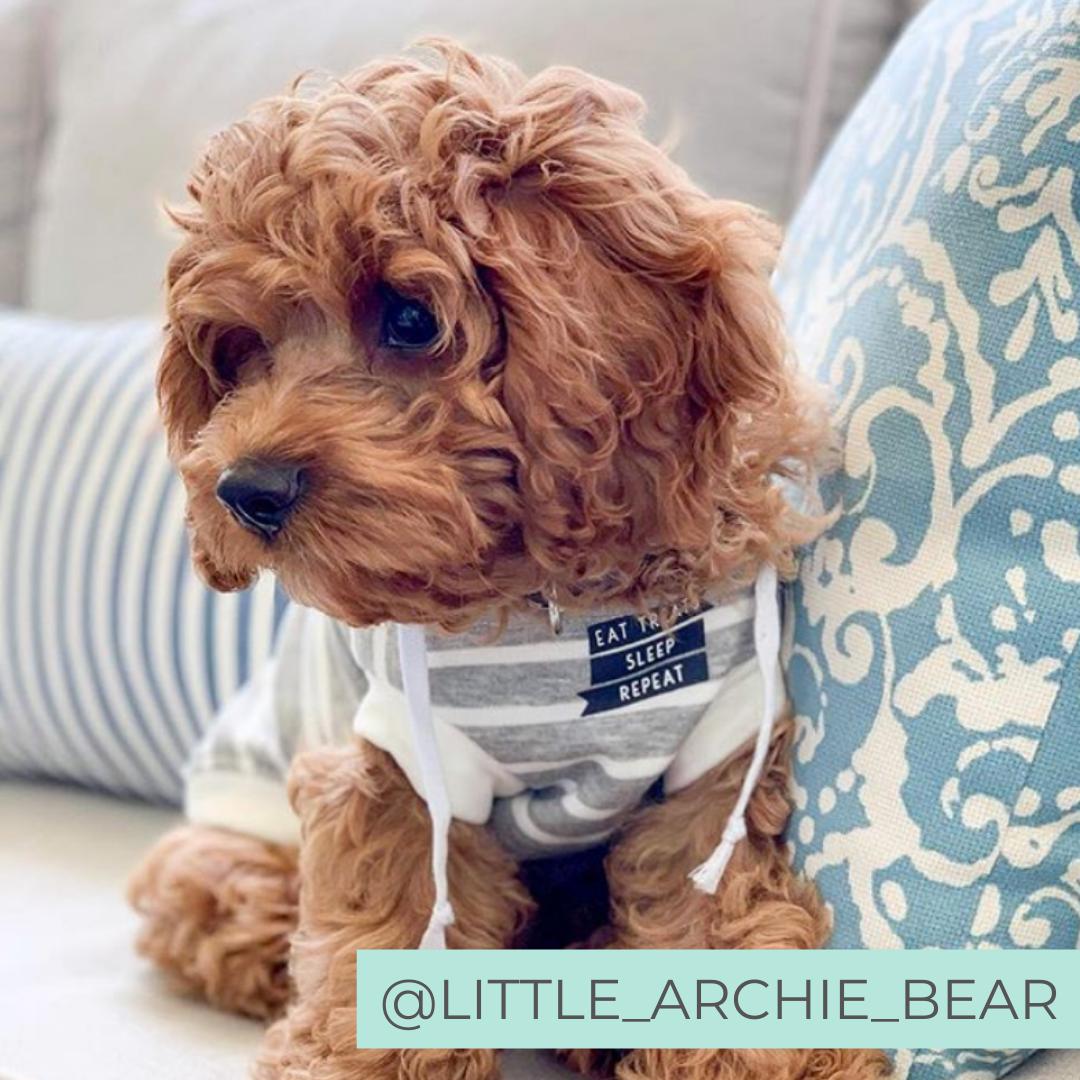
[1,1,1077,1078]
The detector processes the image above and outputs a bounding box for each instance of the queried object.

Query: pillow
[27,0,904,319]
[0,312,284,803]
[0,0,50,305]
[776,1,1080,1078]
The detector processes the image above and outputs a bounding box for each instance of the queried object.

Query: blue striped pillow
[0,311,286,803]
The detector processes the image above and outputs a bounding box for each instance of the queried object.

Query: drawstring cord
[397,624,456,949]
[397,563,782,948]
[688,563,780,893]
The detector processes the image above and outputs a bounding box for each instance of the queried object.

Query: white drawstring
[397,624,455,949]
[689,563,781,894]
[397,563,783,948]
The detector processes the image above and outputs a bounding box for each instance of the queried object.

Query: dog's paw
[614,1048,891,1080]
[128,824,298,1019]
[558,1047,622,1078]
[256,1015,503,1080]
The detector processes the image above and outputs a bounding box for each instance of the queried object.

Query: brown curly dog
[129,40,889,1080]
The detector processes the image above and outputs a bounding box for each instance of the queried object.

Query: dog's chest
[348,593,757,859]
[424,601,753,763]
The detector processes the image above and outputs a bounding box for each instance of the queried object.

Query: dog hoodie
[185,567,782,946]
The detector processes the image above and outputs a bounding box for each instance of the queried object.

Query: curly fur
[127,824,298,1019]
[130,38,885,1080]
[563,719,889,1080]
[158,39,827,630]
[256,741,533,1080]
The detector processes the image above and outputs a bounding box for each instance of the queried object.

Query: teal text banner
[355,949,1079,1049]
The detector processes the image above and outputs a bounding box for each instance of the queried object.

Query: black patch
[579,607,711,716]
[585,606,705,654]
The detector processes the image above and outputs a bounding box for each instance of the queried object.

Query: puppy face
[160,42,824,630]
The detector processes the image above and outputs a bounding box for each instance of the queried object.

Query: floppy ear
[156,125,255,464]
[157,321,217,462]
[678,198,828,583]
[156,170,230,462]
[479,68,826,601]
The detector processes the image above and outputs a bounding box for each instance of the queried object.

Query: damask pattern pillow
[776,1,1080,1077]
[0,312,285,803]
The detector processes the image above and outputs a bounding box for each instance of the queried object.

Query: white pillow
[27,0,904,319]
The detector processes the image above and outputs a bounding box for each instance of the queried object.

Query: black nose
[216,459,306,540]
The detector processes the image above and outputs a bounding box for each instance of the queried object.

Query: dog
[128,40,888,1080]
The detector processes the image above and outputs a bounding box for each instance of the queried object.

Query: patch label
[579,607,710,716]
[586,606,703,654]
[588,618,705,685]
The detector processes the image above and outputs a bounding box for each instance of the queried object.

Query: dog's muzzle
[216,458,306,540]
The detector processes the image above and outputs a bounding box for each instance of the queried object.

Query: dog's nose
[216,459,306,540]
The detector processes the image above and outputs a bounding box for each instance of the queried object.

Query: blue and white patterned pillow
[0,312,285,803]
[776,1,1080,1077]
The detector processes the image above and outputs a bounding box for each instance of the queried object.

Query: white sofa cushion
[1,779,1078,1079]
[0,781,576,1079]
[0,0,49,305]
[0,782,261,1080]
[27,0,906,319]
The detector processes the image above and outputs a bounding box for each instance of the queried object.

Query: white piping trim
[792,0,844,203]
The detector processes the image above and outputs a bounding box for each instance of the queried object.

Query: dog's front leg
[128,824,298,1020]
[583,719,890,1080]
[255,738,534,1080]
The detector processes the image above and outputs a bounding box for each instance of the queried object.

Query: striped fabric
[187,594,769,859]
[0,311,285,804]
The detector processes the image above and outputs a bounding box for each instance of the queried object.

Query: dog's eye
[380,288,439,351]
[212,327,266,386]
